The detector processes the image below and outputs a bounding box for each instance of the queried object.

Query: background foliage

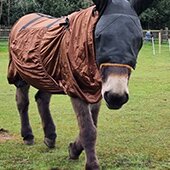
[140,0,170,29]
[0,0,170,29]
[0,0,91,26]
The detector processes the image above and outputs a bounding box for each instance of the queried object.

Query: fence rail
[0,28,170,41]
[143,29,170,41]
[0,28,10,40]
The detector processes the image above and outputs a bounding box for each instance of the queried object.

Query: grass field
[0,40,170,170]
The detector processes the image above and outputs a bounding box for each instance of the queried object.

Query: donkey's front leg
[69,101,101,160]
[71,97,100,170]
[35,90,56,148]
[16,84,34,145]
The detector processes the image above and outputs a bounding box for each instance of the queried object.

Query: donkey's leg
[70,97,100,170]
[69,133,84,160]
[16,84,34,145]
[89,101,101,128]
[69,101,101,160]
[35,91,56,148]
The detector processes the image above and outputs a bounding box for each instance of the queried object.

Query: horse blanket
[8,6,102,103]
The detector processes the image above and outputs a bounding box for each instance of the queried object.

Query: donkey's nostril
[104,91,129,109]
[104,91,109,101]
[104,91,114,104]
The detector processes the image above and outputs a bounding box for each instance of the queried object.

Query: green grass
[0,41,170,170]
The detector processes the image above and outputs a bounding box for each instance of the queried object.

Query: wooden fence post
[158,31,161,54]
[152,37,156,55]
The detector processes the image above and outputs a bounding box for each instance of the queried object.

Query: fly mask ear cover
[94,0,143,69]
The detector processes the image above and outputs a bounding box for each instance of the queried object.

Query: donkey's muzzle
[104,91,129,109]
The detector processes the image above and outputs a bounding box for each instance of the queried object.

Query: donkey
[7,0,153,169]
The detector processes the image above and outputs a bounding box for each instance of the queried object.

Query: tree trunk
[0,0,3,25]
[7,0,10,26]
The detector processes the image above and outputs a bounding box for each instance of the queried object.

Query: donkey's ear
[92,0,108,13]
[129,0,154,15]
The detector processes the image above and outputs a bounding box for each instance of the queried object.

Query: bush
[0,0,91,26]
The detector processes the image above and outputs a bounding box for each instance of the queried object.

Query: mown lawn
[0,40,170,170]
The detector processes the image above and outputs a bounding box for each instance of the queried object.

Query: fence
[143,29,170,55]
[0,28,10,40]
[143,29,170,42]
[0,28,170,42]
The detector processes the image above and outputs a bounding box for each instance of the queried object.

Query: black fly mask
[95,0,143,69]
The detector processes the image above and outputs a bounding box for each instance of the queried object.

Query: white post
[168,39,170,52]
[152,37,156,55]
[158,32,161,54]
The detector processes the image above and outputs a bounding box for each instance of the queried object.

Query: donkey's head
[93,0,153,109]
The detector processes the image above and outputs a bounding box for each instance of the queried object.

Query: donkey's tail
[7,44,26,87]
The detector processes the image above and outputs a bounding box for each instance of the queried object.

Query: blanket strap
[46,18,63,28]
[59,18,70,28]
[19,16,43,31]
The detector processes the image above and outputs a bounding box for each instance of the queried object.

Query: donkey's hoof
[85,162,100,170]
[23,135,34,145]
[24,139,34,145]
[68,143,81,160]
[44,137,55,148]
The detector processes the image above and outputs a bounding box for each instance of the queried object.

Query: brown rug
[8,6,102,103]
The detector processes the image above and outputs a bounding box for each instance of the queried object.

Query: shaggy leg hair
[16,84,34,145]
[16,83,57,148]
[69,97,101,170]
[35,90,56,148]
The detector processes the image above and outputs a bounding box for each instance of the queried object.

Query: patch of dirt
[0,128,15,142]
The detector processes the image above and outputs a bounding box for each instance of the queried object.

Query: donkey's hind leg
[69,101,101,160]
[16,84,34,145]
[35,90,56,148]
[70,97,101,170]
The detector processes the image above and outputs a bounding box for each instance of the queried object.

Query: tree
[0,0,3,23]
[140,0,170,29]
[0,0,91,27]
[34,0,90,17]
[7,0,11,25]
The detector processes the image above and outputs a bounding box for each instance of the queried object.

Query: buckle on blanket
[59,18,70,28]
